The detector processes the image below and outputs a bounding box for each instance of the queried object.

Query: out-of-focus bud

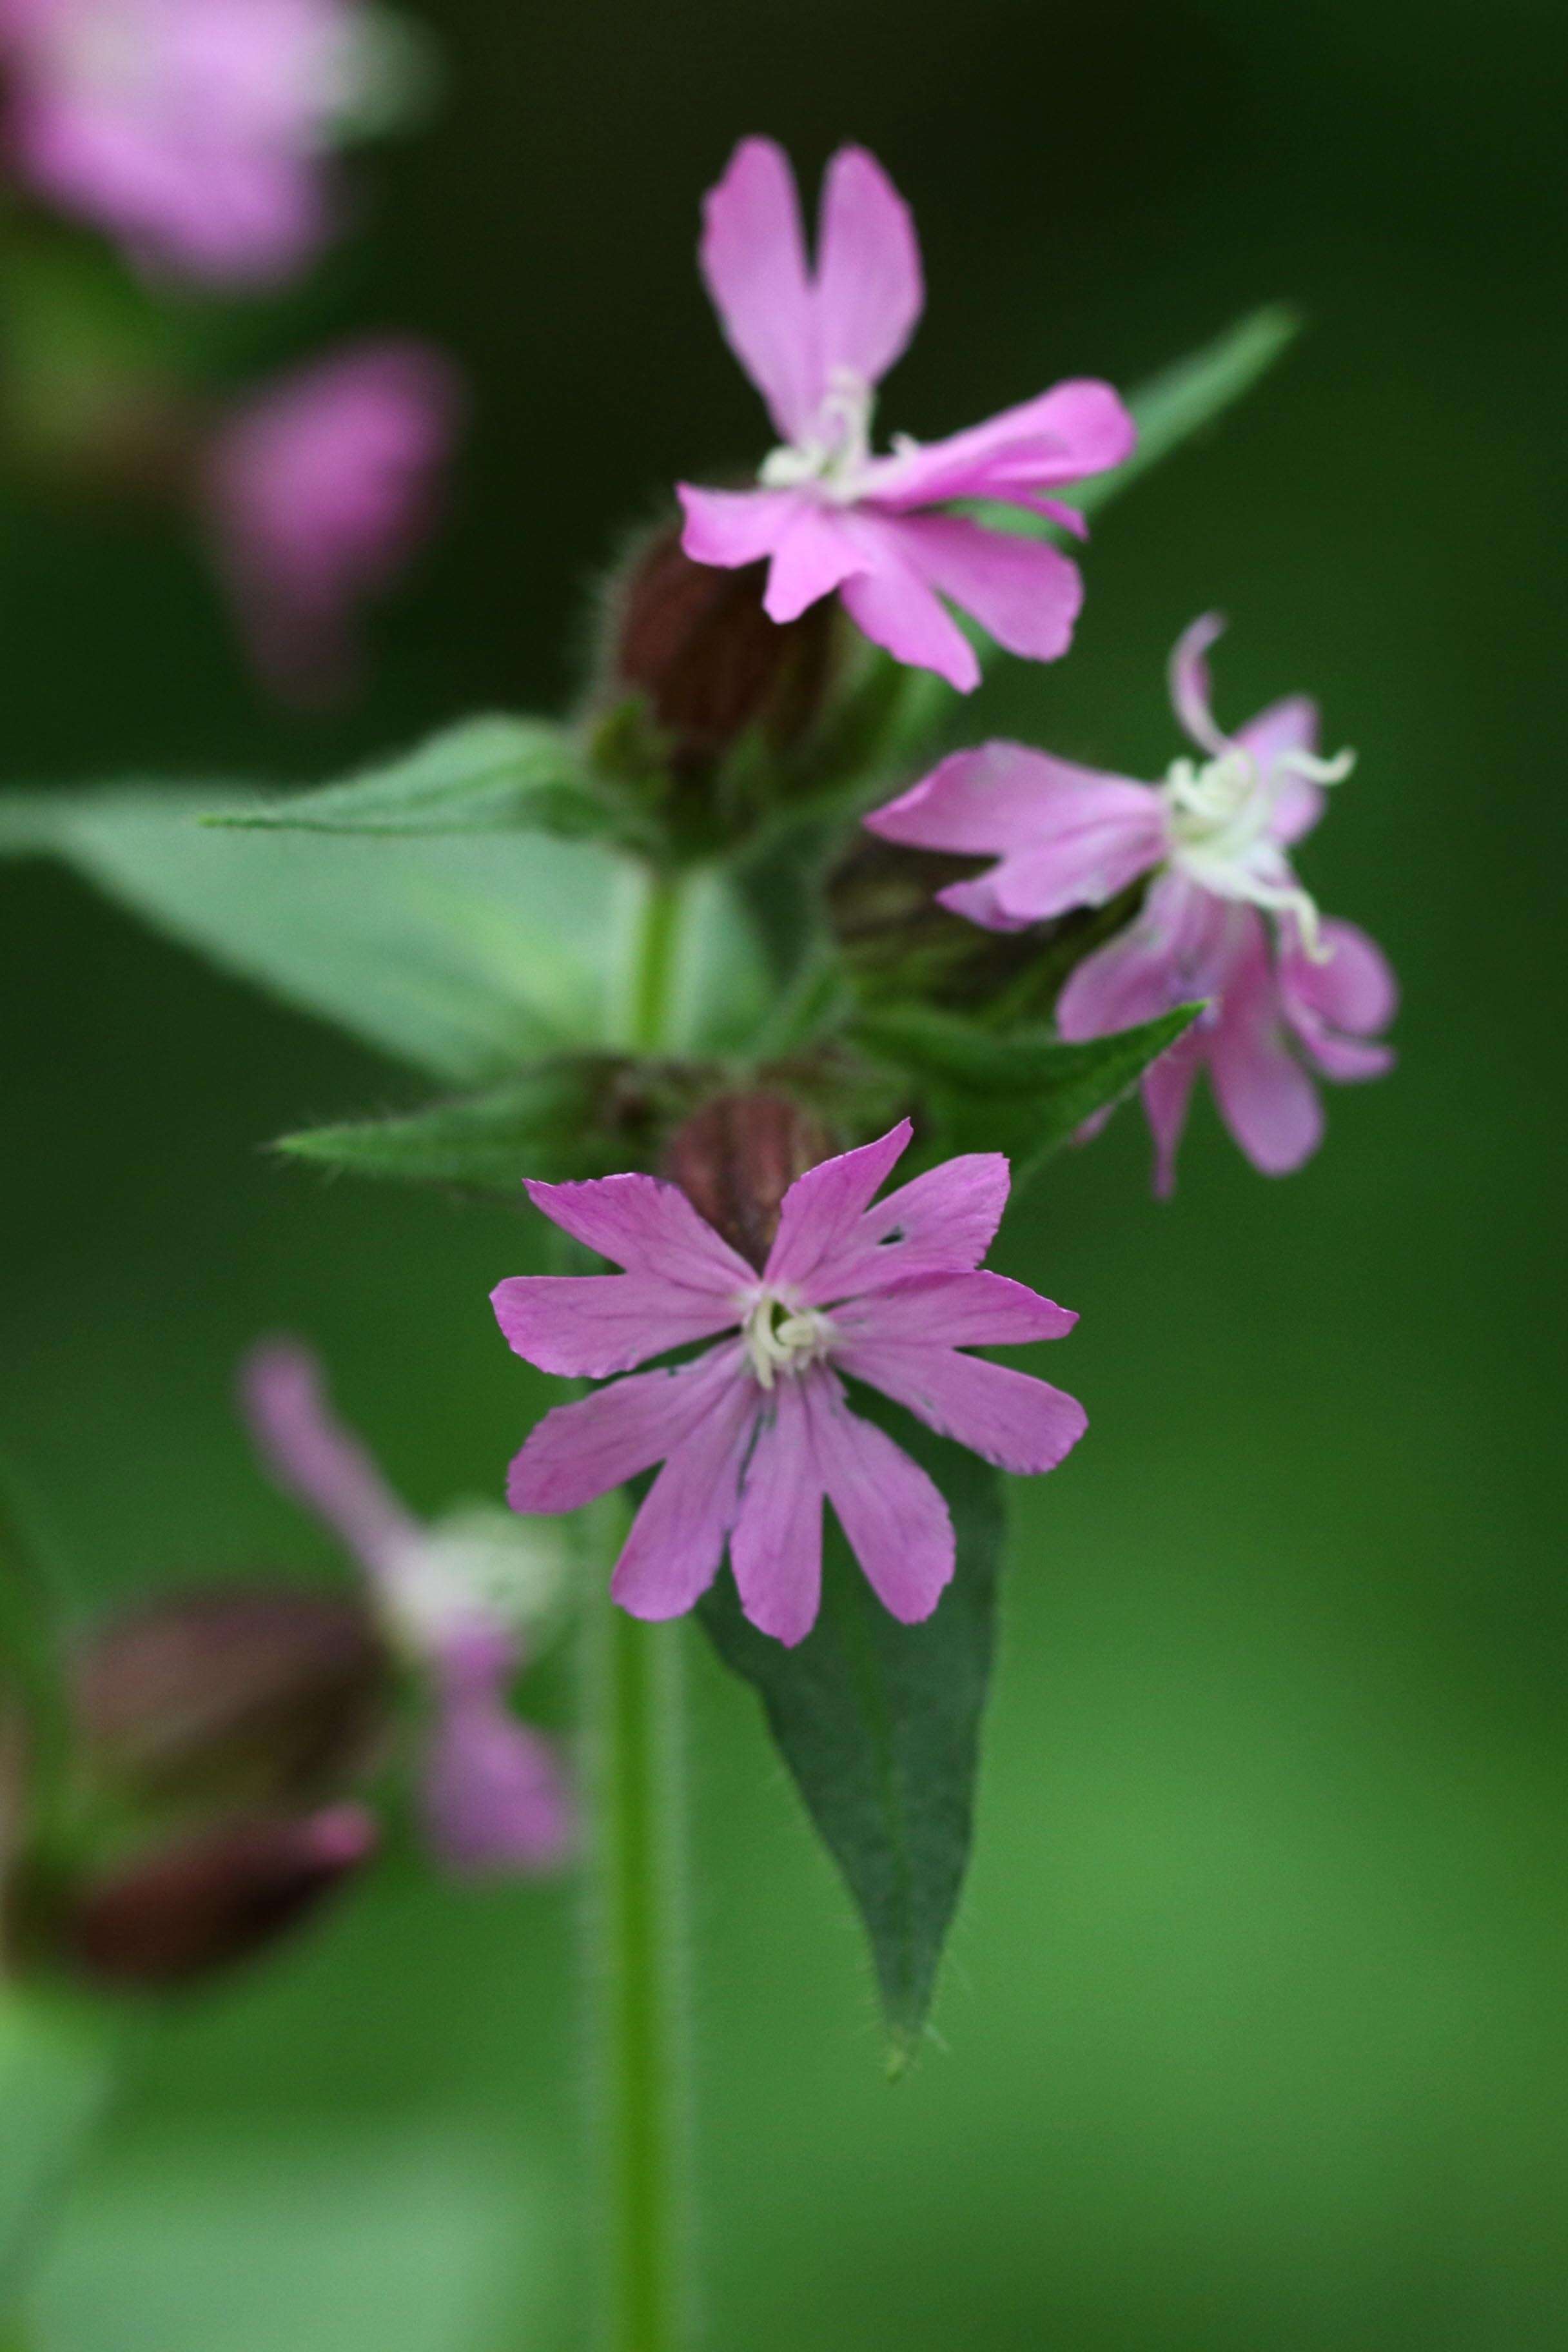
[663,1092,832,1269]
[74,1586,390,1817]
[52,1805,377,1989]
[827,835,1141,1020]
[600,520,839,785]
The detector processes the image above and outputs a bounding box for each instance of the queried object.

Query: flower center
[1161,741,1353,956]
[382,1505,567,1657]
[758,371,875,502]
[741,1289,836,1389]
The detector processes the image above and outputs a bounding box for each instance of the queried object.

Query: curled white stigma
[741,1291,836,1389]
[1161,741,1355,960]
[382,1504,568,1656]
[759,371,875,502]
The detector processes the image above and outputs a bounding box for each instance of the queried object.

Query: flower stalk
[585,1520,692,2352]
[587,868,696,2351]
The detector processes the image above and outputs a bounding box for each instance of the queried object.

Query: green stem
[587,1545,691,2352]
[586,859,694,2351]
[628,869,682,1056]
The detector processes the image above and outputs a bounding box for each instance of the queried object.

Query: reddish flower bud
[55,1806,377,1988]
[73,1585,390,1816]
[602,520,838,782]
[663,1092,832,1269]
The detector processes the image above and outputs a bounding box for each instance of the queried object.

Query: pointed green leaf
[698,1410,1003,2062]
[854,1001,1202,1175]
[202,716,636,843]
[274,1057,676,1191]
[1076,302,1302,520]
[2,790,773,1083]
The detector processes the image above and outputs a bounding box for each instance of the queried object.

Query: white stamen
[758,371,876,503]
[1160,736,1355,962]
[741,1289,836,1389]
[380,1503,567,1656]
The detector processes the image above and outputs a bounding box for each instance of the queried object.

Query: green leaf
[202,716,634,843]
[975,303,1300,552]
[1,790,772,1084]
[854,1001,1202,1177]
[1079,302,1302,520]
[698,1410,1004,2063]
[275,1057,672,1192]
[0,1993,116,2312]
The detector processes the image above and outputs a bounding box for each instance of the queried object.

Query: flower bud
[600,520,838,784]
[663,1092,832,1269]
[827,836,1142,1019]
[49,1806,377,1989]
[73,1586,390,1817]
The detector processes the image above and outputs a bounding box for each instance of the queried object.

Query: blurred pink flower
[676,137,1136,692]
[0,0,386,283]
[240,1340,573,1877]
[492,1122,1085,1648]
[868,614,1396,1191]
[200,338,462,701]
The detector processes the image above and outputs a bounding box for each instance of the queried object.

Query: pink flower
[200,338,462,701]
[491,1122,1085,1648]
[676,138,1136,694]
[240,1341,573,1877]
[867,614,1396,1192]
[0,0,384,284]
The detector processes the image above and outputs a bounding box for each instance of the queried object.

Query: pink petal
[729,1377,823,1646]
[677,483,799,569]
[1280,918,1396,1083]
[807,1374,955,1625]
[1056,873,1238,1040]
[610,1379,758,1622]
[522,1173,753,1294]
[867,741,1150,856]
[834,1270,1077,1348]
[1286,917,1398,1034]
[1206,941,1324,1176]
[422,1683,574,1876]
[698,137,820,443]
[853,1154,1012,1280]
[814,144,923,391]
[859,379,1137,511]
[1168,612,1230,756]
[1142,1025,1208,1199]
[762,505,873,622]
[1237,694,1324,843]
[838,1343,1086,1476]
[889,513,1084,665]
[490,1274,741,1380]
[240,1340,418,1578]
[764,1121,913,1294]
[940,811,1165,930]
[934,876,1038,932]
[839,556,980,692]
[507,1343,745,1515]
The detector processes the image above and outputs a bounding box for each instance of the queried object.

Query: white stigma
[741,1289,836,1390]
[758,371,875,502]
[1161,741,1355,959]
[382,1504,567,1656]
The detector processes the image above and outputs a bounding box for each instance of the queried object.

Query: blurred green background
[3,0,1565,2344]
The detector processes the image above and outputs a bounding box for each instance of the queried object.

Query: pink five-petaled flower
[240,1341,573,1877]
[0,0,386,285]
[200,338,462,701]
[491,1121,1086,1649]
[676,137,1136,694]
[867,614,1397,1193]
